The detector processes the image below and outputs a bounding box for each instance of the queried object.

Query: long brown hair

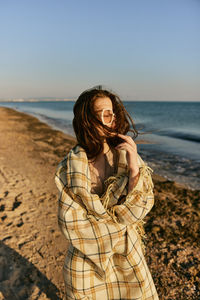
[73,86,138,159]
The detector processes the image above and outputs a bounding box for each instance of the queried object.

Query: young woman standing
[55,86,159,299]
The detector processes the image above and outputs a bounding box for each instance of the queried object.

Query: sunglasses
[101,108,115,125]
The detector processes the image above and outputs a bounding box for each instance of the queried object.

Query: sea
[0,100,200,190]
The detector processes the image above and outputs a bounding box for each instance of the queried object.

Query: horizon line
[0,98,200,103]
[0,97,200,103]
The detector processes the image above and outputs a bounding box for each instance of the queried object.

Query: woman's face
[93,97,115,136]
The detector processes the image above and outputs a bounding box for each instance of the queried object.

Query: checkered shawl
[55,145,159,300]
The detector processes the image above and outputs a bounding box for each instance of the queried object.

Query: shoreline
[0,106,199,299]
[0,105,194,190]
[1,103,199,191]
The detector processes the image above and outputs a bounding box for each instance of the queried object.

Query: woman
[55,86,159,299]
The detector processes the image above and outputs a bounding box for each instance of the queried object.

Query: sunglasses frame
[101,108,115,125]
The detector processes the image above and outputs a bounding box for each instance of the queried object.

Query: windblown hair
[73,86,138,159]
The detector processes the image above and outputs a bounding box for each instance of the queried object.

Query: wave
[135,123,200,144]
[155,130,200,143]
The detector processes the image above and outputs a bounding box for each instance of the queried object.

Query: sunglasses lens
[102,110,114,124]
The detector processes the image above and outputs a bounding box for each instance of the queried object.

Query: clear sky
[0,0,199,100]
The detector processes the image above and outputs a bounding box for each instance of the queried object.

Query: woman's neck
[103,140,110,154]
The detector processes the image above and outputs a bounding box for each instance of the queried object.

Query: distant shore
[0,107,199,299]
[0,98,76,102]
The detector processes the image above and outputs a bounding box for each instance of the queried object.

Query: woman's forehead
[93,97,113,110]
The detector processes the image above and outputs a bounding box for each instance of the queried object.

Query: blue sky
[0,0,199,100]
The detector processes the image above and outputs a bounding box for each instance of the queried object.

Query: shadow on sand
[0,241,61,300]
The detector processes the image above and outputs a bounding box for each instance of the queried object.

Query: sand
[0,107,199,300]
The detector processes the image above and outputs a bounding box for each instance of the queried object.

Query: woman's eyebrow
[94,108,113,112]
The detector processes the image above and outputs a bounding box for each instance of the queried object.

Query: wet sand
[0,107,199,300]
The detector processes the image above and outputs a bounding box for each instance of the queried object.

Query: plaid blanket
[55,145,159,300]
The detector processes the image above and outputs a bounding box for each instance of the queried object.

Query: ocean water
[1,100,200,190]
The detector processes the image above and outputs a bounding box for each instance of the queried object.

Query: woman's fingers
[115,134,139,172]
[118,134,137,149]
[115,143,129,149]
[115,142,135,153]
[116,141,139,171]
[117,133,136,147]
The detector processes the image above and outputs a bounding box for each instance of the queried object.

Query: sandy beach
[0,107,199,300]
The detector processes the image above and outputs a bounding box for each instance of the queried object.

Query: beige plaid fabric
[55,145,159,300]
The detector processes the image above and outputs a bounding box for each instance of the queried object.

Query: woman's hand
[115,134,140,192]
[115,134,139,175]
